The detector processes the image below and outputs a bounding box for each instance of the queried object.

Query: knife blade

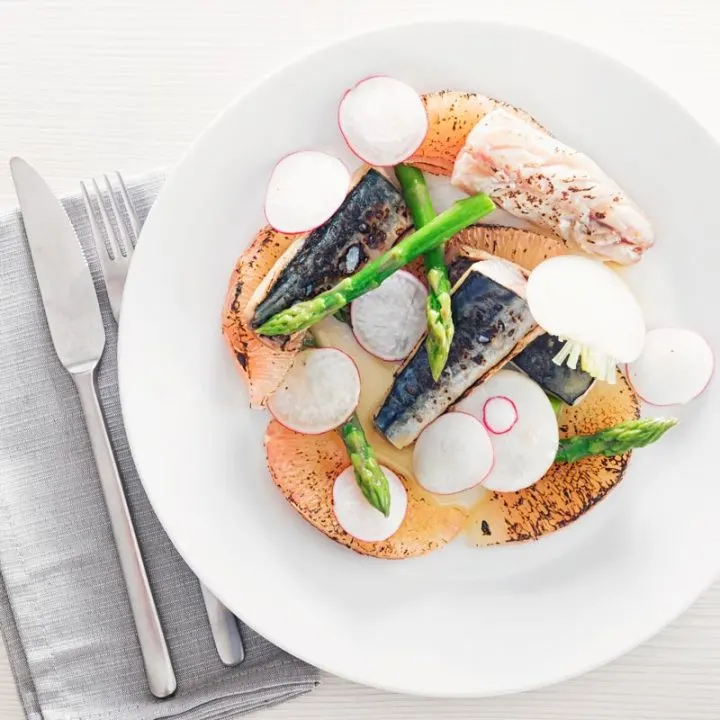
[11,158,177,698]
[10,158,105,373]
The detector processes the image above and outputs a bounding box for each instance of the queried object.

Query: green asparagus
[257,193,495,337]
[395,164,454,381]
[547,394,563,416]
[340,414,391,517]
[555,417,678,463]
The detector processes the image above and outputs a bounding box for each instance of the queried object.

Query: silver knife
[10,157,177,699]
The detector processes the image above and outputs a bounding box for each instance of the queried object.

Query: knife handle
[73,369,177,699]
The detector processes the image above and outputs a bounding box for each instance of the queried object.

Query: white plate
[119,22,720,696]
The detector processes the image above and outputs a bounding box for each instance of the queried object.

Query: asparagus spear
[257,193,495,337]
[547,394,563,416]
[555,417,678,463]
[340,414,391,517]
[395,165,454,381]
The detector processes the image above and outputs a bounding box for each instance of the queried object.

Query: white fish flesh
[451,109,654,265]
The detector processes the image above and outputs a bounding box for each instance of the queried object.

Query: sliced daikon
[483,396,518,434]
[333,464,407,541]
[267,348,360,434]
[456,370,559,492]
[265,151,350,233]
[413,413,494,495]
[526,255,645,382]
[338,76,428,166]
[351,270,428,361]
[627,328,714,406]
[472,259,527,298]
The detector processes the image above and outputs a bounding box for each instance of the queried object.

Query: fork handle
[200,583,245,666]
[73,370,177,698]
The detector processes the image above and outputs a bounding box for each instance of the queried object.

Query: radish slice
[472,259,527,297]
[333,465,407,541]
[456,370,558,492]
[627,328,714,406]
[267,348,360,434]
[413,413,494,495]
[526,255,645,382]
[483,396,518,434]
[338,76,428,166]
[351,270,428,361]
[265,151,350,233]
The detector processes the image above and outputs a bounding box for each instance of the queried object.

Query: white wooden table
[2,1,720,717]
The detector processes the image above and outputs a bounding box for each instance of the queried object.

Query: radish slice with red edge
[338,76,428,166]
[351,270,428,361]
[413,413,493,495]
[626,328,714,406]
[333,465,407,541]
[265,151,350,234]
[267,348,360,434]
[456,370,558,492]
[483,396,518,434]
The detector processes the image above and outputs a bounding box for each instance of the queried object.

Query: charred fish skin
[375,271,536,449]
[252,169,411,328]
[447,255,476,286]
[512,333,595,406]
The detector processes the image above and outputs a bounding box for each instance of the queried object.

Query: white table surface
[2,0,720,717]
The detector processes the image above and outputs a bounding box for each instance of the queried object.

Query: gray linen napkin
[0,172,319,720]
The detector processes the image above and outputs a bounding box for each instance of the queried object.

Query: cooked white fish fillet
[451,109,654,265]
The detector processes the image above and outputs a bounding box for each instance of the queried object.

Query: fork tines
[81,172,141,322]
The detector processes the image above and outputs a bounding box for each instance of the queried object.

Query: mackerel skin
[512,333,595,406]
[375,269,536,449]
[252,169,411,328]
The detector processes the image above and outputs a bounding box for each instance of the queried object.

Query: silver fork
[81,173,246,668]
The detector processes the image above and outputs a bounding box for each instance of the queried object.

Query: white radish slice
[351,270,428,361]
[338,76,428,166]
[627,328,714,406]
[267,348,360,434]
[265,151,350,233]
[413,413,494,495]
[333,465,407,541]
[483,396,518,434]
[472,259,527,297]
[526,255,645,382]
[456,370,558,492]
